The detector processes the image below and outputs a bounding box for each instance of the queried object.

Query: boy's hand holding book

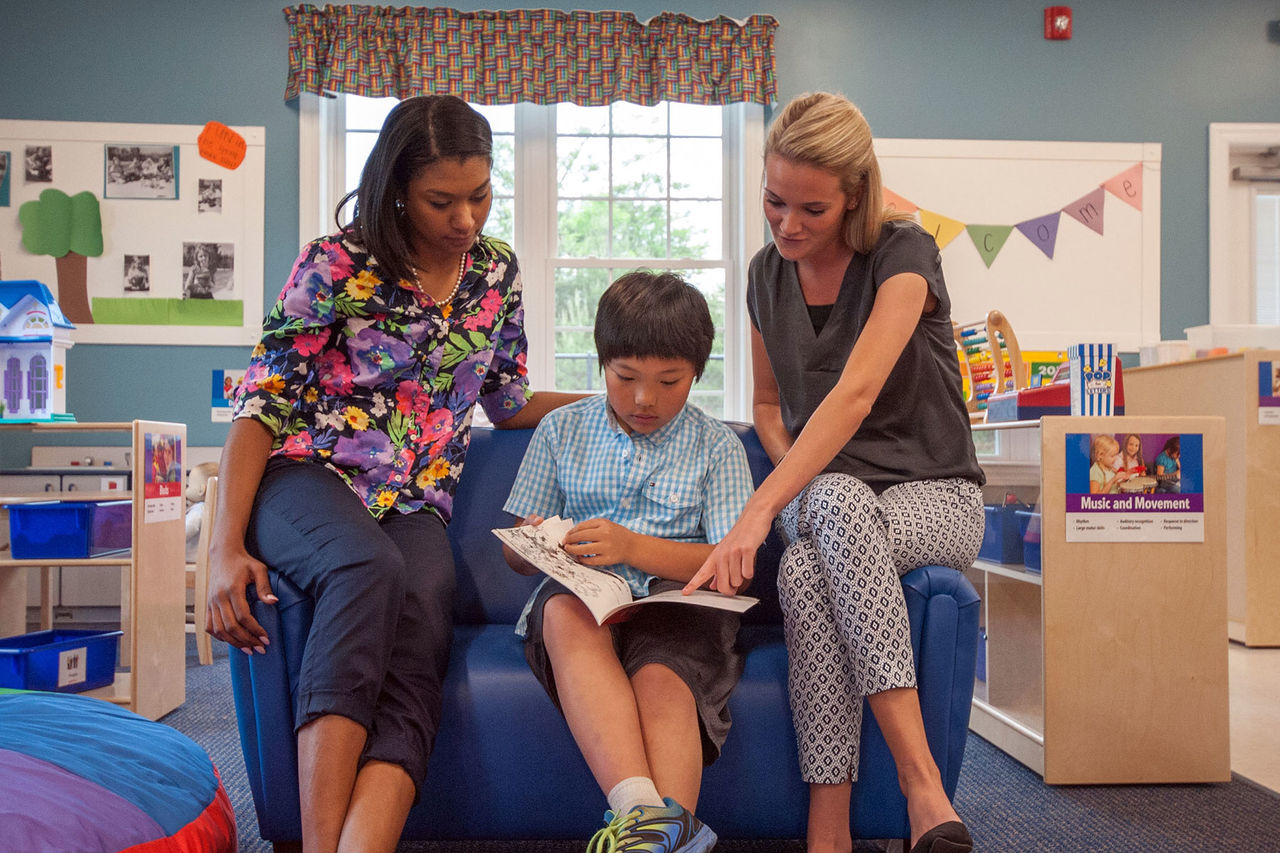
[561,518,636,567]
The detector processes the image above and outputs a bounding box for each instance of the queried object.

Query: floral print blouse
[233,232,531,523]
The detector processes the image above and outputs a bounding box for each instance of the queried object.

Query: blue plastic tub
[6,500,132,559]
[979,502,1031,564]
[1017,508,1042,573]
[0,629,123,692]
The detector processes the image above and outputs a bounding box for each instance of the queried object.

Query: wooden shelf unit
[1125,350,1280,647]
[968,415,1229,784]
[0,420,186,720]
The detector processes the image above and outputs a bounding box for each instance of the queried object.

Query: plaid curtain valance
[284,5,777,105]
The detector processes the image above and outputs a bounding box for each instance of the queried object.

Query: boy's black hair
[594,271,715,378]
[337,95,493,286]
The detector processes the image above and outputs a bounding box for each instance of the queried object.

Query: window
[301,95,763,420]
[1255,193,1280,325]
[27,355,47,412]
[3,357,20,413]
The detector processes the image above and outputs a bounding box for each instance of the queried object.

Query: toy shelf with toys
[966,414,1229,783]
[0,420,187,720]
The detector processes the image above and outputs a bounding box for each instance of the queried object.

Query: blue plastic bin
[0,629,122,693]
[979,502,1031,564]
[1018,508,1042,573]
[6,500,132,559]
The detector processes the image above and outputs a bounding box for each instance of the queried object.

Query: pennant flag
[1015,211,1061,259]
[1062,186,1106,235]
[1102,163,1143,210]
[918,209,967,250]
[965,225,1014,268]
[883,187,918,215]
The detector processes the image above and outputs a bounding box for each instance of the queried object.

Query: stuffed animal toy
[185,461,219,562]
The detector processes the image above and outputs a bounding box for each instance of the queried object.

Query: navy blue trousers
[246,458,455,789]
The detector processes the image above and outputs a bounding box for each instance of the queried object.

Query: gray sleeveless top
[747,220,984,492]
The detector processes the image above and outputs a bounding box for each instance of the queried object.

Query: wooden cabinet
[1125,350,1280,646]
[968,415,1229,784]
[0,420,186,720]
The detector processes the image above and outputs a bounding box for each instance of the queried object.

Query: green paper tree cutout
[19,188,104,323]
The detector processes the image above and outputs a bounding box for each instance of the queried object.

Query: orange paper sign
[198,121,246,170]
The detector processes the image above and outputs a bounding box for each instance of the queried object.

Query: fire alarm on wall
[1044,6,1073,40]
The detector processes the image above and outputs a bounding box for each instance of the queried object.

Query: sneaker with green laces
[585,797,717,853]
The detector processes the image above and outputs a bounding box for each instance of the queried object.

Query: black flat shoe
[909,820,973,853]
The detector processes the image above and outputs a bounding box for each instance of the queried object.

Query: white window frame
[298,94,764,420]
[1208,122,1280,325]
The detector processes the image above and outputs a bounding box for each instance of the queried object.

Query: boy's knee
[542,594,602,646]
[630,663,691,703]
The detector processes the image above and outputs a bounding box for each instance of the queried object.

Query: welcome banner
[887,162,1143,268]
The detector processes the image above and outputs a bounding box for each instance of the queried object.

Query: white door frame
[1208,123,1280,325]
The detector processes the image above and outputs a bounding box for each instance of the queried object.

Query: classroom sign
[142,431,183,523]
[210,366,246,422]
[1063,431,1203,542]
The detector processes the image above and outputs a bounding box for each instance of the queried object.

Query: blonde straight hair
[764,92,912,254]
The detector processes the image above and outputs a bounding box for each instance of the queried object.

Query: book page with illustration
[493,516,757,625]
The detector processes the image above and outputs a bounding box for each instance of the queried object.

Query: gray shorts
[523,578,744,765]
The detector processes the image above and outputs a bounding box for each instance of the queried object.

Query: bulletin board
[876,139,1161,351]
[0,119,264,345]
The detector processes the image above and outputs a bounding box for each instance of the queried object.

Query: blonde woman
[686,92,983,853]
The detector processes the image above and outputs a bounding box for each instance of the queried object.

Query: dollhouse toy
[0,279,75,422]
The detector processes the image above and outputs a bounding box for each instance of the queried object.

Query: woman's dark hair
[338,95,492,285]
[594,271,715,378]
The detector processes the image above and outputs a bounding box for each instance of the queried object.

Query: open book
[493,516,758,626]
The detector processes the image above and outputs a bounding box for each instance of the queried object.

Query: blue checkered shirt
[504,394,754,636]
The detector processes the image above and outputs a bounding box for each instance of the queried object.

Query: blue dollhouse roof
[0,280,74,330]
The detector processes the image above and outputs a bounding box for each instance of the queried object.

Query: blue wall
[2,0,1278,455]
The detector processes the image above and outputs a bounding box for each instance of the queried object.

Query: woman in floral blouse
[206,95,578,852]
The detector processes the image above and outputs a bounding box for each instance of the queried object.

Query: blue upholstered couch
[229,423,979,846]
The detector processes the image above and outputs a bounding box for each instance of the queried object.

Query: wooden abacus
[953,310,1025,422]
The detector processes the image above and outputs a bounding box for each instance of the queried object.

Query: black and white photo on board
[104,143,177,199]
[198,179,222,213]
[25,145,52,182]
[181,242,234,299]
[123,254,150,293]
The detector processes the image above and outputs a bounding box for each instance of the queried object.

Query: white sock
[607,776,663,816]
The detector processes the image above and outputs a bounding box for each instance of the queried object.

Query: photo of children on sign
[1065,431,1203,542]
[142,432,184,523]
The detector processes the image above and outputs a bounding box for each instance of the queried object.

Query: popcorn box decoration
[1068,343,1117,416]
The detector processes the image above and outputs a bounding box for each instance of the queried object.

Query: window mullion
[300,94,345,244]
[514,103,558,391]
[723,102,764,421]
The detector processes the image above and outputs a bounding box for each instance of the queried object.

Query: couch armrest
[228,572,311,841]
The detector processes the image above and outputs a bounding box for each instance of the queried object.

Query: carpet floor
[163,640,1280,852]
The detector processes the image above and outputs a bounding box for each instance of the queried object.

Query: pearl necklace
[414,251,468,305]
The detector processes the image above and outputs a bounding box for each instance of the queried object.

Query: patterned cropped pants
[777,474,984,784]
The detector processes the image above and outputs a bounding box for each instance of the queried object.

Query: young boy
[502,271,754,852]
